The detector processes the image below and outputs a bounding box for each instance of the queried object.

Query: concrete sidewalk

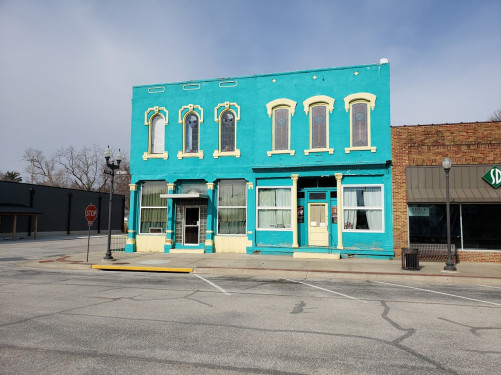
[21,247,501,285]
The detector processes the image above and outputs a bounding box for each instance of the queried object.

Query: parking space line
[195,274,231,295]
[372,281,501,306]
[283,278,368,303]
[479,285,501,290]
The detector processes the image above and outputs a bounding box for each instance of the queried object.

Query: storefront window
[408,204,461,247]
[343,186,383,231]
[140,181,168,233]
[257,187,292,229]
[218,180,246,234]
[411,204,501,250]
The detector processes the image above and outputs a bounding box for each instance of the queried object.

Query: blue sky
[1,0,500,178]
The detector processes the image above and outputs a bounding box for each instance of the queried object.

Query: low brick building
[392,121,501,262]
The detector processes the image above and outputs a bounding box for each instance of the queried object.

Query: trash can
[401,247,419,270]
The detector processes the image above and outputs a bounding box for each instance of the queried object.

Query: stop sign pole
[85,204,98,262]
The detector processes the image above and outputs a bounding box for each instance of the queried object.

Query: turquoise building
[126,60,393,258]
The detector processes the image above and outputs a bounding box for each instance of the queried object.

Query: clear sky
[1,0,500,179]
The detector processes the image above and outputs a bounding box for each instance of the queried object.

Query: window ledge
[142,152,169,160]
[213,149,241,158]
[267,150,295,157]
[344,146,377,154]
[177,150,204,159]
[304,148,334,155]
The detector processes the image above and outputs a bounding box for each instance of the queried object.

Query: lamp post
[104,146,123,260]
[442,156,456,271]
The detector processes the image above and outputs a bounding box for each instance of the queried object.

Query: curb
[91,265,193,273]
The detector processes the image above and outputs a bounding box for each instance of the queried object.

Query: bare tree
[23,148,66,186]
[488,109,501,121]
[56,144,108,191]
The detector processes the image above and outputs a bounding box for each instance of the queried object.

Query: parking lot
[1,263,500,375]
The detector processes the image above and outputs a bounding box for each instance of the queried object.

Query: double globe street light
[104,146,123,260]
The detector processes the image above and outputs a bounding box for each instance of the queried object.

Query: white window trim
[303,96,335,155]
[342,184,384,233]
[266,98,296,156]
[344,93,377,154]
[139,181,168,235]
[217,180,247,236]
[256,186,293,231]
[143,107,168,160]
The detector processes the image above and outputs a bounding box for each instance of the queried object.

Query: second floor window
[151,115,165,154]
[184,112,199,153]
[352,102,368,147]
[274,107,290,151]
[220,110,236,152]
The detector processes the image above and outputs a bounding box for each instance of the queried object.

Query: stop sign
[85,204,98,226]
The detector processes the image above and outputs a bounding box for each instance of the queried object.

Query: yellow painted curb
[91,265,193,273]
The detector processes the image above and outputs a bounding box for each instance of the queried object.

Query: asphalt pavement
[4,235,499,285]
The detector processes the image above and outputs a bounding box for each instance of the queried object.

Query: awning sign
[482,166,501,189]
[408,206,429,216]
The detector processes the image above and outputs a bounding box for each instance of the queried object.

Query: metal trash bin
[401,247,419,270]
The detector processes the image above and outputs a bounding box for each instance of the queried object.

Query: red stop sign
[85,205,98,225]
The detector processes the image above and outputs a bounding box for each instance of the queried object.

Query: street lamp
[442,156,456,271]
[104,146,123,260]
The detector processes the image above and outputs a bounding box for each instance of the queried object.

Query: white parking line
[372,281,501,306]
[479,284,501,290]
[283,278,368,303]
[195,274,231,295]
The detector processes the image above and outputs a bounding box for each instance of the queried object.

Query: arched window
[213,102,240,158]
[266,98,297,156]
[151,115,165,154]
[220,109,236,152]
[302,95,335,155]
[143,106,168,160]
[344,93,377,153]
[177,104,204,159]
[184,112,199,154]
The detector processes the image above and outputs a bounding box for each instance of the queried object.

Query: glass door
[184,207,200,245]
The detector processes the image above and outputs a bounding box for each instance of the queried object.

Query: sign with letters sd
[482,166,501,189]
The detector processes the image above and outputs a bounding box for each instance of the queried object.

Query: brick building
[392,121,501,262]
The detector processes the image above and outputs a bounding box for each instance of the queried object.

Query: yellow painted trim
[178,111,203,159]
[144,106,168,126]
[214,102,240,122]
[177,150,204,159]
[307,203,329,246]
[144,107,168,159]
[165,239,173,245]
[267,150,295,156]
[206,183,214,190]
[344,93,376,111]
[92,265,193,272]
[178,104,204,124]
[247,182,253,189]
[126,238,136,245]
[344,94,377,153]
[291,174,299,248]
[129,184,137,191]
[167,183,175,191]
[267,100,296,155]
[303,95,335,114]
[265,98,297,117]
[204,239,214,246]
[304,148,334,155]
[335,173,343,249]
[143,152,168,160]
[213,149,241,158]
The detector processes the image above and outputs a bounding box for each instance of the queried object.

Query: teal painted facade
[127,62,393,258]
